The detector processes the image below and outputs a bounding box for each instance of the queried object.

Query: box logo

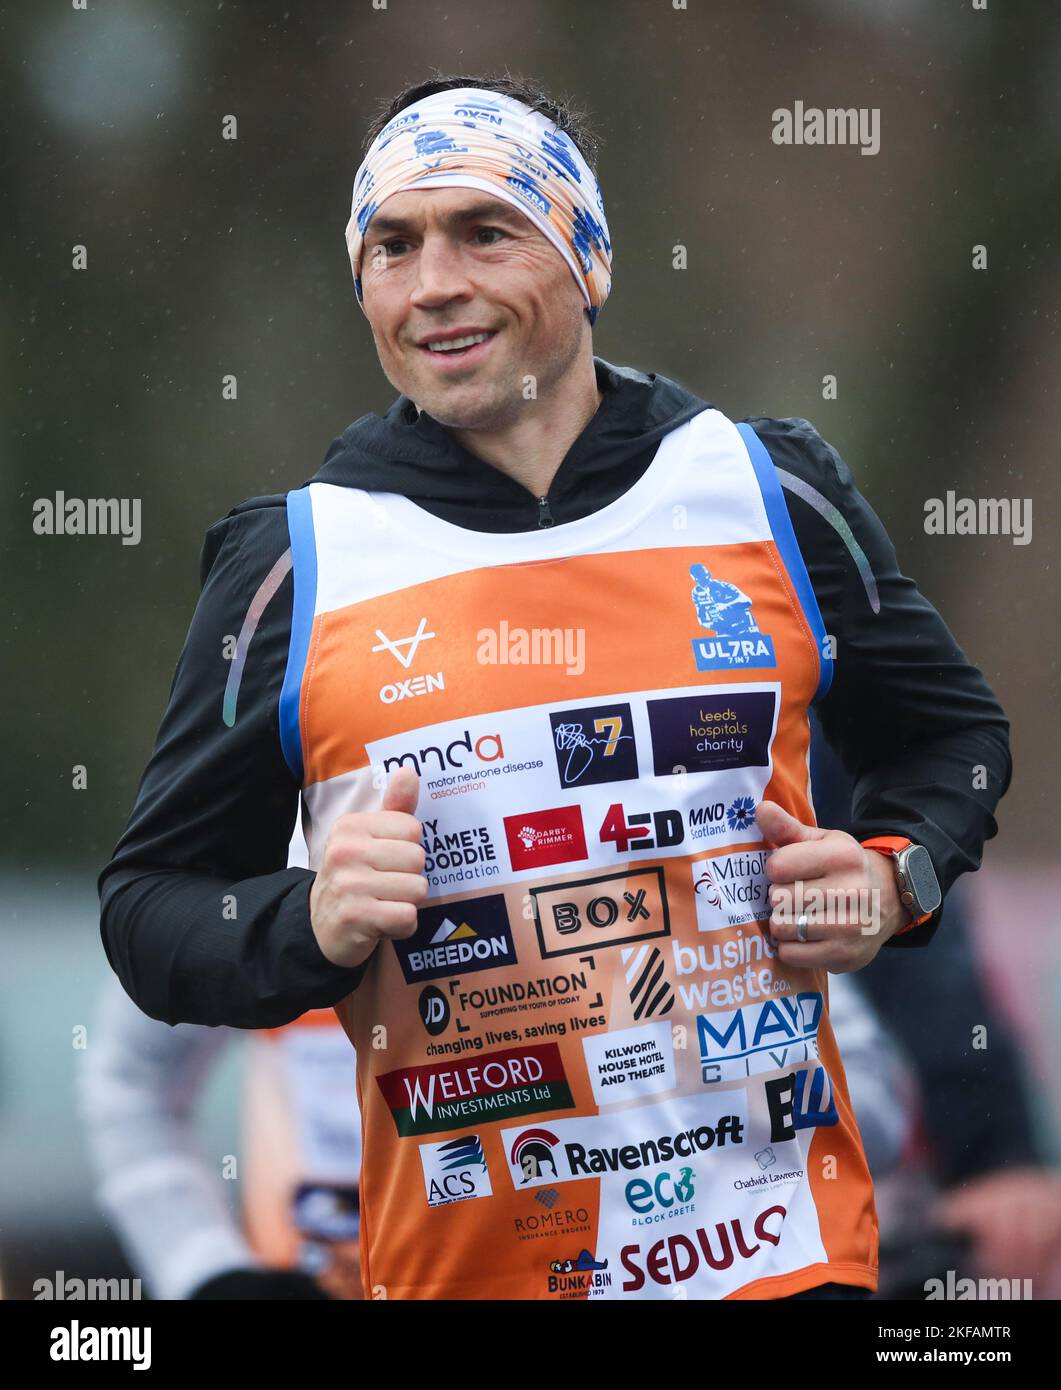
[531,866,670,960]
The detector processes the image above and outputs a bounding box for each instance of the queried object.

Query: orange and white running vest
[281,406,878,1300]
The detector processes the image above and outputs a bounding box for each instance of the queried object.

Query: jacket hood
[309,356,709,525]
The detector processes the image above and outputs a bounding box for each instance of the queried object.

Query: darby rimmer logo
[376,1043,576,1137]
[504,805,588,871]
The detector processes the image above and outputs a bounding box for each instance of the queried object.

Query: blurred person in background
[80,985,361,1300]
[82,824,364,1300]
[811,716,1061,1297]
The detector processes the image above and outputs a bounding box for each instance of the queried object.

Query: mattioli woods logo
[376,1044,575,1137]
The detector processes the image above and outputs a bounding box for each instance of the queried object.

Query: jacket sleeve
[98,500,367,1027]
[747,416,1012,947]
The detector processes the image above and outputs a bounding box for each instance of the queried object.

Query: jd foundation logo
[376,1043,575,1137]
[688,564,776,671]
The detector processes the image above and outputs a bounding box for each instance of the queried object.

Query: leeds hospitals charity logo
[688,564,776,672]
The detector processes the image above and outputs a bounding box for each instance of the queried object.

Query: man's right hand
[309,767,427,969]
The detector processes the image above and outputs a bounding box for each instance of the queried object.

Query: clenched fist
[310,767,427,969]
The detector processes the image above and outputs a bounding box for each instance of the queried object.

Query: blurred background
[2,0,1059,1299]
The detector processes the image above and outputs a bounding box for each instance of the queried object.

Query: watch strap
[860,835,933,933]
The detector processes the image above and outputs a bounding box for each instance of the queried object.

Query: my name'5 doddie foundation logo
[688,564,775,671]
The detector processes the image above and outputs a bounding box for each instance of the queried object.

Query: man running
[99,73,1010,1300]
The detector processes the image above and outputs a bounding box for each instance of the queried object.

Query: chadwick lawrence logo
[376,1043,575,1136]
[505,806,588,871]
[371,617,445,704]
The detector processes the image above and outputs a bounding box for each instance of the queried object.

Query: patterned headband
[345,87,612,322]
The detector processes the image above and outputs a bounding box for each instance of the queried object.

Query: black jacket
[99,357,1011,1028]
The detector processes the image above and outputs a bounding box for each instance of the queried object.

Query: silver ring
[796,913,809,943]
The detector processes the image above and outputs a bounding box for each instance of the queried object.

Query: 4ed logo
[530,867,671,960]
[598,802,684,855]
[688,564,776,671]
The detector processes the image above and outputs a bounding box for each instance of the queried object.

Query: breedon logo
[392,894,516,984]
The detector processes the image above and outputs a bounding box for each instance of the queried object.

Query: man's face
[360,186,588,430]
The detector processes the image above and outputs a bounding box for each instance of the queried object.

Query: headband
[345,87,612,322]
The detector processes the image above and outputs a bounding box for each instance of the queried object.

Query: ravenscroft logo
[511,1127,562,1183]
[419,1134,494,1207]
[504,805,588,871]
[392,895,516,984]
[691,850,771,930]
[582,1021,676,1105]
[549,702,638,787]
[619,1205,787,1291]
[697,993,824,1084]
[502,1090,746,1190]
[646,691,775,777]
[531,866,670,960]
[688,564,776,670]
[376,1043,575,1137]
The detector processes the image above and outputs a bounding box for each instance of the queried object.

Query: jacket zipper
[537,495,555,528]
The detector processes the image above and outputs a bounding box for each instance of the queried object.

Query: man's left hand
[756,800,908,972]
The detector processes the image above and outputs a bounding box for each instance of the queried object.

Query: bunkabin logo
[688,563,776,671]
[547,1249,612,1299]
